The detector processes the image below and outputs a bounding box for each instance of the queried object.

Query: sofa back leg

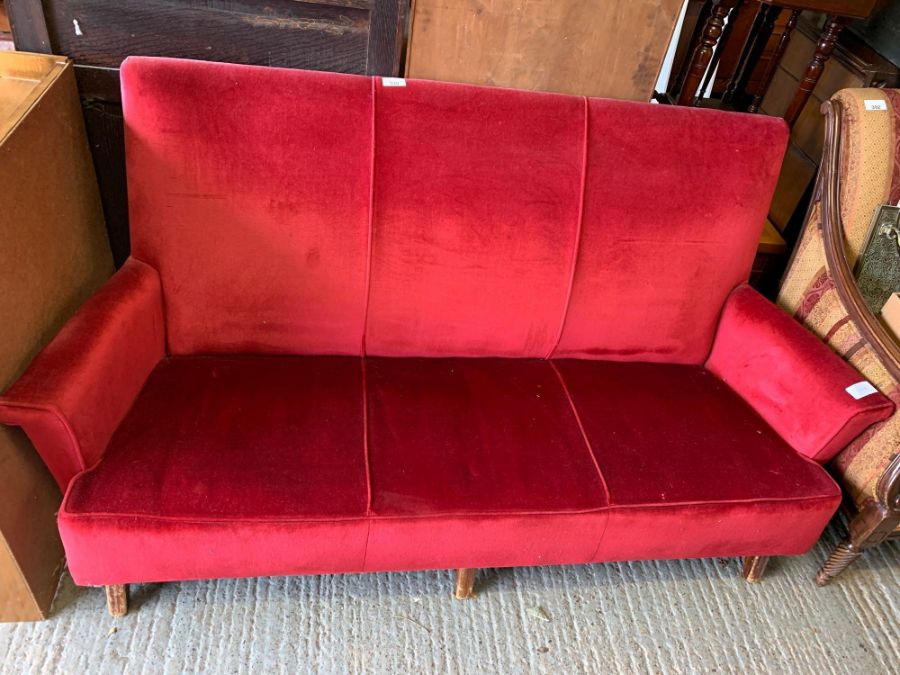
[454,569,476,599]
[105,584,128,617]
[741,556,770,583]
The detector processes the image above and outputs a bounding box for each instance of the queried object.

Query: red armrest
[0,258,165,488]
[706,285,893,463]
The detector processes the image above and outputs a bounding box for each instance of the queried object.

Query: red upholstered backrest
[122,57,787,361]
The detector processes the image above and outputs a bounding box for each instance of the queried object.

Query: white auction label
[846,381,878,399]
[864,99,887,111]
[382,78,406,87]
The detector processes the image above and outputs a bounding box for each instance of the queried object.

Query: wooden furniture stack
[677,0,883,116]
[0,51,112,621]
[669,1,898,292]
[760,17,898,234]
[7,0,407,265]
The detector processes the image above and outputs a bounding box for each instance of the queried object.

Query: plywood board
[406,0,683,101]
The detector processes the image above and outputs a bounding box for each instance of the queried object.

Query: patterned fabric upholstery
[778,89,900,508]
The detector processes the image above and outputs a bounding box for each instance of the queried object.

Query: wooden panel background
[8,0,406,265]
[406,0,683,101]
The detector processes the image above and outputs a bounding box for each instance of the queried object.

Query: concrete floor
[1,520,897,674]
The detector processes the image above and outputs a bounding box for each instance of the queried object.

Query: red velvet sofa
[1,57,893,616]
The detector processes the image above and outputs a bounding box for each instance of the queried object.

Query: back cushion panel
[364,80,585,357]
[553,100,788,363]
[122,57,372,355]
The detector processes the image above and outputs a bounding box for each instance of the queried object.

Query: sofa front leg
[105,584,128,617]
[454,568,476,599]
[741,556,769,583]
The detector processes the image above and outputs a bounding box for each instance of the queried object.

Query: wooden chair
[778,88,900,585]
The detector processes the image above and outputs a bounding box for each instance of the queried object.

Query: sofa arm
[0,258,165,488]
[706,285,894,463]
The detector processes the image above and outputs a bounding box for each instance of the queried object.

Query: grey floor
[1,520,897,675]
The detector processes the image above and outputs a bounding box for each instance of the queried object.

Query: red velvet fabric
[59,355,841,585]
[122,57,373,355]
[553,359,839,504]
[122,57,789,362]
[554,101,788,363]
[554,359,842,559]
[64,356,368,519]
[365,358,607,515]
[365,82,584,357]
[595,499,839,562]
[0,259,164,487]
[706,286,894,462]
[59,518,369,586]
[363,513,609,572]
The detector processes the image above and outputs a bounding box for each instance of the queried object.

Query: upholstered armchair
[778,88,900,584]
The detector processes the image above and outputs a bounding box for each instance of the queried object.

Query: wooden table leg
[783,15,848,126]
[748,8,800,113]
[677,0,734,106]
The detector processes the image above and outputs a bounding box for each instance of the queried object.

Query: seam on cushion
[588,510,611,562]
[59,494,840,526]
[547,96,589,359]
[361,518,373,570]
[0,401,86,473]
[548,360,611,507]
[130,255,170,357]
[702,283,745,367]
[360,77,377,357]
[361,358,373,514]
[606,493,841,513]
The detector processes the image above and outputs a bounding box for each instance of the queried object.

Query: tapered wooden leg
[741,556,769,583]
[454,568,476,599]
[105,584,128,617]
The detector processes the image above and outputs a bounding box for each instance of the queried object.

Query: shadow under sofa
[0,56,893,617]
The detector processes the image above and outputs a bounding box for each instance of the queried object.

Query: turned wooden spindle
[678,0,734,106]
[783,15,848,126]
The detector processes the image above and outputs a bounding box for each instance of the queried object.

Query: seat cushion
[60,356,840,585]
[553,360,842,559]
[362,358,610,570]
[60,356,372,584]
[65,356,368,519]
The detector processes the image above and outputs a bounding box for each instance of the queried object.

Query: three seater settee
[1,57,894,617]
